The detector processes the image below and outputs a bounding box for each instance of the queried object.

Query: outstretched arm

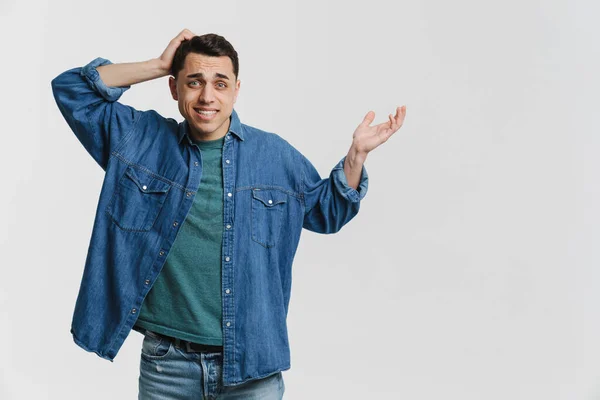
[302,106,407,233]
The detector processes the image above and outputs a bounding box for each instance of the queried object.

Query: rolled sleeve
[331,156,369,203]
[80,57,130,102]
[302,154,369,234]
[51,57,141,170]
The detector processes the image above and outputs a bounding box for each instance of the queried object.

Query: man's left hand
[351,105,407,156]
[343,105,406,190]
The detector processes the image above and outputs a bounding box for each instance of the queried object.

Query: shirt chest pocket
[251,188,288,248]
[106,166,171,232]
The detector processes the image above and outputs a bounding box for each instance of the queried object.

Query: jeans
[138,331,285,399]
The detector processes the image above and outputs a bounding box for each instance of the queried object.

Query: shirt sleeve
[51,57,142,170]
[302,154,369,233]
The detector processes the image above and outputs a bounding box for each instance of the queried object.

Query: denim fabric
[51,57,368,386]
[139,331,284,399]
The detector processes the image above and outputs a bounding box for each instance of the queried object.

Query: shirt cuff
[331,156,369,203]
[80,57,130,102]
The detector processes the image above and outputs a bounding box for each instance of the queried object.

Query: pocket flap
[124,167,171,194]
[252,188,287,207]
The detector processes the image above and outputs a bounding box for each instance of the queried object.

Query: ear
[168,76,178,101]
[233,79,241,104]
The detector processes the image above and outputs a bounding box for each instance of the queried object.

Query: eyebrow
[186,72,230,81]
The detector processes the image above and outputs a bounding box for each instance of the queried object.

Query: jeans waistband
[146,329,224,353]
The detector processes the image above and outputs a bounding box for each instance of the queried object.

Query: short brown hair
[171,33,239,79]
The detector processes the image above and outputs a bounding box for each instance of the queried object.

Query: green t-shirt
[134,135,225,345]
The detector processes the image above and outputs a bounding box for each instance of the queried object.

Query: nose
[198,84,216,104]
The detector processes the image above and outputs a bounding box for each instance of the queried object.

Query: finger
[374,120,393,131]
[183,31,195,40]
[361,111,375,127]
[391,111,402,130]
[176,29,194,42]
[395,106,405,126]
[178,30,188,39]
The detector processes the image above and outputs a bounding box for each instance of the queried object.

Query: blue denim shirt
[51,57,368,386]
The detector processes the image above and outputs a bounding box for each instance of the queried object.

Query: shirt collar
[178,108,245,144]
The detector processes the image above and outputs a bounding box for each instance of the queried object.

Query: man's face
[169,53,240,140]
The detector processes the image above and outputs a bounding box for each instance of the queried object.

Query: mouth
[194,108,219,121]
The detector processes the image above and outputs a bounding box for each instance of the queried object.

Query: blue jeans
[138,331,285,399]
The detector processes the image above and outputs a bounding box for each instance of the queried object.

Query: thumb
[361,111,375,127]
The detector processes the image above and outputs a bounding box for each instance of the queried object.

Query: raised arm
[302,106,407,233]
[50,29,196,170]
[95,28,195,87]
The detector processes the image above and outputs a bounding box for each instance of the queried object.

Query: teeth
[197,110,217,115]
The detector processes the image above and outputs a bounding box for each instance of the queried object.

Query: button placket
[221,133,236,346]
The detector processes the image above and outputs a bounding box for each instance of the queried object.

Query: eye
[217,82,227,88]
[189,81,201,87]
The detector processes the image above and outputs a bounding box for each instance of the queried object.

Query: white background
[0,0,598,398]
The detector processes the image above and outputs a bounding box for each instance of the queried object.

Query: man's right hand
[156,29,197,76]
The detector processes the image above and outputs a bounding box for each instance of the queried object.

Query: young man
[51,29,406,399]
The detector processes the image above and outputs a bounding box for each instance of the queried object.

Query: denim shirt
[51,57,368,386]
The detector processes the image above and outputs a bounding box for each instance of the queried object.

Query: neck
[188,117,231,141]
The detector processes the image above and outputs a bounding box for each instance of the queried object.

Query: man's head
[168,34,240,140]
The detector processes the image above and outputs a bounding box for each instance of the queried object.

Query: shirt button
[268,199,273,204]
[226,224,231,229]
[142,185,147,190]
[131,308,137,314]
[225,289,231,294]
[225,159,230,164]
[173,221,178,227]
[187,192,192,197]
[144,280,150,285]
[225,256,230,262]
[226,322,231,327]
[194,161,199,166]
[159,250,165,256]
[227,193,232,197]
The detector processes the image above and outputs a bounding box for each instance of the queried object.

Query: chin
[191,124,215,135]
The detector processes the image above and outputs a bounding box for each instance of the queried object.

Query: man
[51,29,406,399]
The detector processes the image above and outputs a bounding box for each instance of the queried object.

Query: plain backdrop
[0,0,598,399]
